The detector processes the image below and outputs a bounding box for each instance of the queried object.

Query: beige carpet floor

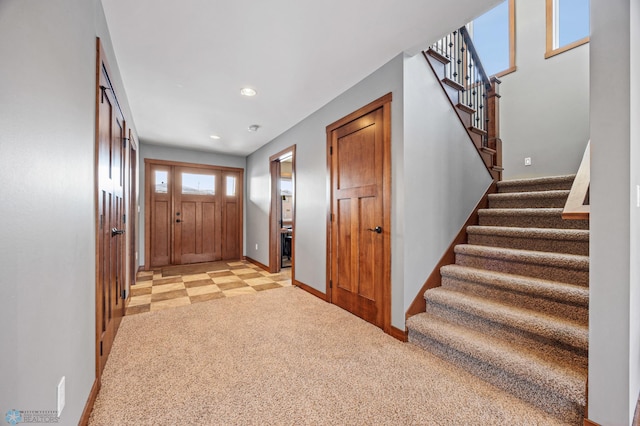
[89,286,572,425]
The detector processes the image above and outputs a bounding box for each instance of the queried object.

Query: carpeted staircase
[407,175,589,424]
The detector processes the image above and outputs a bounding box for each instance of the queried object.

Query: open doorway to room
[269,145,296,274]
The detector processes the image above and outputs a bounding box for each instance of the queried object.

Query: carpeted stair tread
[478,208,589,230]
[440,265,588,323]
[455,244,589,271]
[497,174,576,193]
[488,190,570,208]
[424,287,588,351]
[440,264,588,308]
[407,312,586,405]
[466,225,589,255]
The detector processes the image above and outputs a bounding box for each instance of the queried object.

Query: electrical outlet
[57,376,65,417]
[524,157,532,166]
[255,243,258,250]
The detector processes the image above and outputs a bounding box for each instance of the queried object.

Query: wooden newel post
[487,76,503,181]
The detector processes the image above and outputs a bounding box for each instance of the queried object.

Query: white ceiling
[101,0,498,156]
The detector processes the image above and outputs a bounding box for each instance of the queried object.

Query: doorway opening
[269,145,296,274]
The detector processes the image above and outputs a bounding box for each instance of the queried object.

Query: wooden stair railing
[424,26,503,181]
[562,141,590,220]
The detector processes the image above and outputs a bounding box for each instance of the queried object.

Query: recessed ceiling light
[210,135,221,140]
[248,124,260,132]
[240,87,257,97]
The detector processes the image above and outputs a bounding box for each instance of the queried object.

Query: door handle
[111,228,125,237]
[367,226,382,234]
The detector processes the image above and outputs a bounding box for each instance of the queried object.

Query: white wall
[402,54,493,312]
[138,143,246,266]
[0,0,133,424]
[499,0,590,179]
[589,0,639,424]
[246,54,406,327]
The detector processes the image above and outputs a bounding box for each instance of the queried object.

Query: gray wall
[499,0,590,179]
[402,54,493,312]
[138,143,246,267]
[590,0,640,423]
[0,0,133,424]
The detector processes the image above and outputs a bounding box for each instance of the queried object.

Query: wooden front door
[146,160,244,268]
[96,40,127,375]
[174,166,221,264]
[327,94,392,331]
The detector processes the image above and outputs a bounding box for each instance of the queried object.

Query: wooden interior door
[327,95,391,331]
[174,166,222,264]
[96,40,127,375]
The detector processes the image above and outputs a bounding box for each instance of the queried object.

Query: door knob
[111,228,125,237]
[367,226,382,234]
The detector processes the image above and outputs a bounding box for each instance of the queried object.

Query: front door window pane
[182,173,215,195]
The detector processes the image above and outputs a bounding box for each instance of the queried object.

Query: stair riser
[425,297,588,352]
[479,214,589,230]
[455,252,589,287]
[441,276,588,324]
[408,330,584,424]
[489,196,567,209]
[467,233,589,256]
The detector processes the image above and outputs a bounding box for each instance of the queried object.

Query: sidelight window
[155,170,168,193]
[226,176,236,196]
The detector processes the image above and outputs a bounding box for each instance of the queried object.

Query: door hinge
[123,214,126,224]
[329,279,333,289]
[100,341,103,356]
[330,146,333,155]
[99,214,103,230]
[123,137,129,148]
[99,85,108,104]
[121,289,126,300]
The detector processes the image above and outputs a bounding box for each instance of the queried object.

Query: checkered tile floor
[126,261,291,315]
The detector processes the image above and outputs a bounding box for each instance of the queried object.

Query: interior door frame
[269,145,296,274]
[127,129,138,289]
[144,158,244,269]
[325,93,392,334]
